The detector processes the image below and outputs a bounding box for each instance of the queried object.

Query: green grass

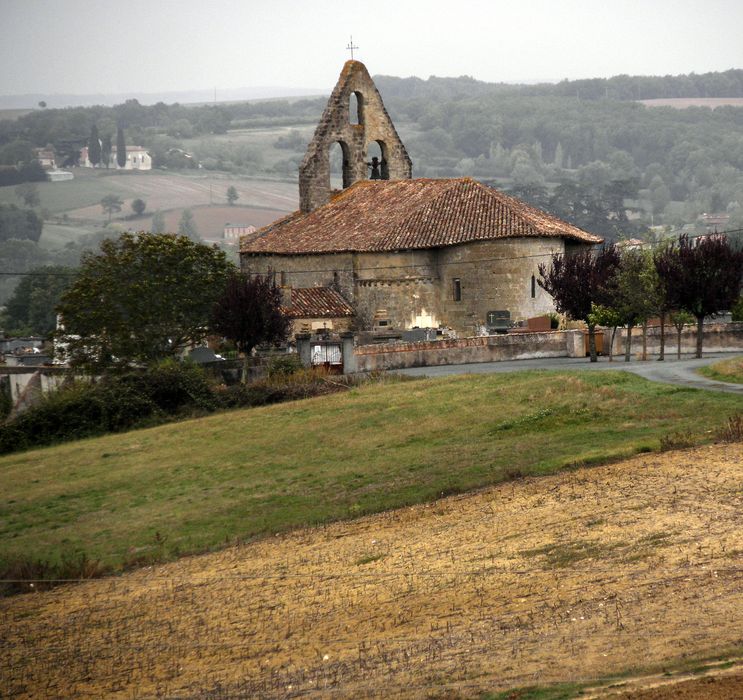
[483,683,587,700]
[699,355,743,384]
[1,370,741,577]
[481,644,743,699]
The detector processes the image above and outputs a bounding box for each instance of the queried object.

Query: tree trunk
[608,326,617,362]
[641,321,648,361]
[588,323,597,362]
[695,315,704,358]
[624,324,633,362]
[658,311,665,361]
[677,327,682,359]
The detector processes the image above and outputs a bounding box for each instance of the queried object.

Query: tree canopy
[654,234,743,357]
[116,127,127,168]
[210,271,290,358]
[56,232,234,369]
[538,245,620,361]
[100,194,123,221]
[1,265,75,336]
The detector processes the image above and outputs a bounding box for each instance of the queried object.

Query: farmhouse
[241,61,601,335]
[80,145,152,170]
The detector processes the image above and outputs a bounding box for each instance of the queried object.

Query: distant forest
[2,68,743,240]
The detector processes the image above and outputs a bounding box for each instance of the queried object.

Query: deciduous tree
[655,234,743,357]
[131,198,146,216]
[177,209,199,241]
[210,271,290,381]
[2,265,74,335]
[538,245,620,361]
[150,210,166,233]
[100,194,123,222]
[226,186,238,206]
[56,232,234,369]
[14,182,40,208]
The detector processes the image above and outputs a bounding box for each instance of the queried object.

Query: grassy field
[1,370,742,577]
[699,355,743,384]
[2,442,742,697]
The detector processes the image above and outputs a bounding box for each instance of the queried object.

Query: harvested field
[148,204,288,238]
[639,97,743,109]
[2,443,742,698]
[0,170,297,218]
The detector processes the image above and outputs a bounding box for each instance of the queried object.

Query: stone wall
[298,61,412,213]
[608,322,743,357]
[243,239,571,335]
[436,237,565,335]
[353,330,585,372]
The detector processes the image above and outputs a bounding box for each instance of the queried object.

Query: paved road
[396,352,743,395]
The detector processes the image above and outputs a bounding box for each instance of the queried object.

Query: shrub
[0,362,217,455]
[265,353,303,378]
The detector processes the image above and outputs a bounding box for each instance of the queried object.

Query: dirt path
[2,444,742,698]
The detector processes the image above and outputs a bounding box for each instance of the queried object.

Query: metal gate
[311,343,343,372]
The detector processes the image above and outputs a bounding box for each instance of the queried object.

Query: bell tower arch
[299,60,413,213]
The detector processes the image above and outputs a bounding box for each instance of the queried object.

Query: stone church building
[241,61,601,335]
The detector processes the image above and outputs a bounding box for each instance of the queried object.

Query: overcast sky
[1,0,742,97]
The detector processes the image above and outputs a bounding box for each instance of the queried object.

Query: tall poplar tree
[116,126,127,168]
[88,125,101,167]
[101,133,112,168]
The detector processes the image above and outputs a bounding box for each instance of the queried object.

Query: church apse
[299,60,412,213]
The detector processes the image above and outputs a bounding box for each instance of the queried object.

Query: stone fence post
[340,332,356,373]
[295,333,312,367]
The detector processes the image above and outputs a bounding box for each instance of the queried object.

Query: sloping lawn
[699,355,743,384]
[1,370,741,578]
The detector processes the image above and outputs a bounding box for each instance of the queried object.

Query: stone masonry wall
[435,237,565,335]
[608,322,743,357]
[243,239,571,335]
[299,61,412,213]
[353,330,585,372]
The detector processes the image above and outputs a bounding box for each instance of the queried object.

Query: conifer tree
[101,133,112,168]
[116,126,127,168]
[88,125,101,167]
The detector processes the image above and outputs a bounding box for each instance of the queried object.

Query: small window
[531,275,536,299]
[453,278,462,302]
[378,320,389,327]
[280,271,287,286]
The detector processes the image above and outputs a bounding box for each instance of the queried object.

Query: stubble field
[2,443,742,699]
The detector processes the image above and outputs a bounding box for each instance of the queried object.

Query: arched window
[349,91,364,125]
[329,140,352,189]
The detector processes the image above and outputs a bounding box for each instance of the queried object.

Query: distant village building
[701,212,730,233]
[49,169,74,181]
[241,61,601,336]
[224,224,256,245]
[33,147,56,170]
[80,145,152,170]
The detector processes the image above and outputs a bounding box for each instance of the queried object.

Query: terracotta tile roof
[242,178,602,255]
[282,287,355,318]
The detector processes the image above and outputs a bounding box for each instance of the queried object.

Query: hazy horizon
[2,0,742,103]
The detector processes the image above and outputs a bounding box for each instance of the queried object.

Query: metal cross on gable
[346,35,359,60]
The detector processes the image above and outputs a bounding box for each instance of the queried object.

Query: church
[240,61,601,336]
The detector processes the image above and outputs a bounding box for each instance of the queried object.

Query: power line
[3,227,743,279]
